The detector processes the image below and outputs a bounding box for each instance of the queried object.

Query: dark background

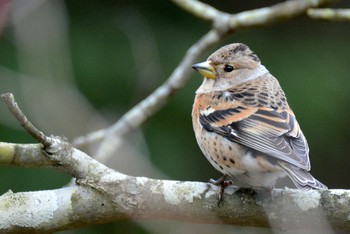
[0,1,349,233]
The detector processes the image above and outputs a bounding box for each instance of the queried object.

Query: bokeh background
[0,0,349,233]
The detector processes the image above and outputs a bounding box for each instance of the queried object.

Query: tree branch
[173,0,339,29]
[1,93,349,232]
[0,93,115,179]
[0,169,349,232]
[172,0,229,22]
[307,8,350,21]
[1,0,346,232]
[1,93,53,148]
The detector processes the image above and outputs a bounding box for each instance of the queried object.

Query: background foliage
[0,0,349,233]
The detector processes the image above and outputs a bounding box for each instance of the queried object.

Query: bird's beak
[192,61,217,79]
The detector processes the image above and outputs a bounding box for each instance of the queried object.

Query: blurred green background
[0,0,349,233]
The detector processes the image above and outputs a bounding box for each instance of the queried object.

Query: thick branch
[0,143,52,167]
[0,97,348,232]
[0,141,115,182]
[0,140,349,232]
[0,175,349,232]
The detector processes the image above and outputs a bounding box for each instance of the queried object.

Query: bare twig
[73,29,222,148]
[0,93,117,180]
[172,0,228,22]
[173,0,339,29]
[308,8,350,21]
[92,29,222,157]
[1,93,53,148]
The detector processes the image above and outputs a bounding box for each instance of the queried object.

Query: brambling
[192,43,327,192]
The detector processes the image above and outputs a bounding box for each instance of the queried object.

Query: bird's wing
[199,102,310,170]
[278,162,327,190]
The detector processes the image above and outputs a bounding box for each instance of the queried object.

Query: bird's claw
[209,174,233,206]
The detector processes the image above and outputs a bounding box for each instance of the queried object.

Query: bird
[191,43,327,194]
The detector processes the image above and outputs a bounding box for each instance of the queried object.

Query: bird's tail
[278,162,328,190]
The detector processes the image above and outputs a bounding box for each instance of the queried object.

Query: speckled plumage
[192,43,327,190]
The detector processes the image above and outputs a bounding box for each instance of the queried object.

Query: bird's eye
[224,65,234,72]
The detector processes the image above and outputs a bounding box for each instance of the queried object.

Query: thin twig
[308,8,350,21]
[1,93,53,148]
[93,29,222,157]
[174,0,339,29]
[73,29,222,147]
[172,0,228,22]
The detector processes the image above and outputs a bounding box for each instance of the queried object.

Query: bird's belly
[195,129,287,187]
[195,129,246,175]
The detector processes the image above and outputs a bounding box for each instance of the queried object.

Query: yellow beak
[192,61,216,79]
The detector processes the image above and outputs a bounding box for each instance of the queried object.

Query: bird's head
[192,43,266,91]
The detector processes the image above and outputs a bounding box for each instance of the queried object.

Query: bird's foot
[209,174,233,206]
